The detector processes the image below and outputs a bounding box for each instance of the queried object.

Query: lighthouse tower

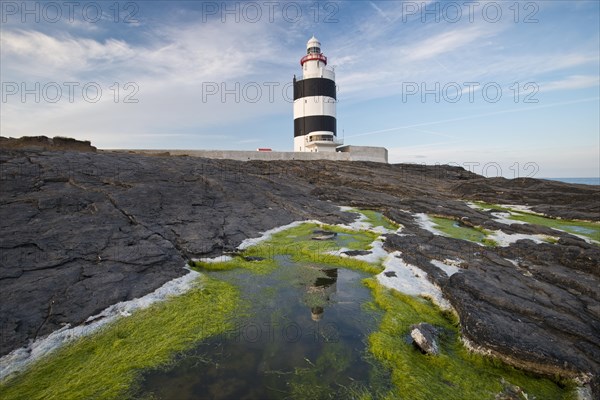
[293,36,339,152]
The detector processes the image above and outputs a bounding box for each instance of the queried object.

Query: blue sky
[1,0,599,177]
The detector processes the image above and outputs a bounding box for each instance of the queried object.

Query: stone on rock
[312,230,337,240]
[342,250,372,256]
[495,378,528,400]
[243,256,265,262]
[410,323,439,355]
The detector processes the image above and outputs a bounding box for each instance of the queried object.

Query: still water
[137,256,389,399]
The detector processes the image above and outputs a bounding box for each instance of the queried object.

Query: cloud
[1,30,134,80]
[540,75,600,92]
[0,18,301,146]
[368,1,392,22]
[1,0,598,174]
[403,26,488,62]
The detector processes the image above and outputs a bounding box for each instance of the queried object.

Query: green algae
[364,278,576,400]
[471,201,600,242]
[509,213,599,242]
[429,216,496,246]
[287,342,395,400]
[358,209,401,231]
[0,276,241,400]
[288,342,354,398]
[190,222,383,275]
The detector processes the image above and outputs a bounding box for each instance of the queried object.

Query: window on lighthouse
[307,47,320,54]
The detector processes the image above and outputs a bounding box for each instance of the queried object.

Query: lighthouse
[293,36,339,152]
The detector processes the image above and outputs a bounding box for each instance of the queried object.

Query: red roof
[300,53,327,66]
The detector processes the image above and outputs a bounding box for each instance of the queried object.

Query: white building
[293,36,340,152]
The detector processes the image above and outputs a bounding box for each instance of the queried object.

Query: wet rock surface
[1,148,599,393]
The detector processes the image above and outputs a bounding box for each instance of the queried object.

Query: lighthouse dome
[306,36,321,54]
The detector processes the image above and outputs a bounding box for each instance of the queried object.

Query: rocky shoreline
[1,146,598,394]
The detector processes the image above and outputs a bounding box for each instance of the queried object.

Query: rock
[0,135,96,152]
[312,234,337,240]
[384,228,600,391]
[243,256,265,262]
[342,250,371,256]
[495,378,528,400]
[313,229,337,236]
[312,230,337,240]
[410,323,439,355]
[452,177,599,221]
[0,150,353,357]
[384,271,397,277]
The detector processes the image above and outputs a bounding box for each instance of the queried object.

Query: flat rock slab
[0,150,352,356]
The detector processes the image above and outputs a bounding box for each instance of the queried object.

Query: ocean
[543,177,600,186]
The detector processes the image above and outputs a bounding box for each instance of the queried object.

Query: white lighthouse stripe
[302,66,335,81]
[293,96,336,119]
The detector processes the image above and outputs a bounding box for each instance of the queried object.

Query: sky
[1,0,599,177]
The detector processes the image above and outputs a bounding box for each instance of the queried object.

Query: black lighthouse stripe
[294,116,337,138]
[293,78,336,100]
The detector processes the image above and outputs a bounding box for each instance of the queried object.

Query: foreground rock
[0,146,598,394]
[382,213,599,389]
[0,150,353,358]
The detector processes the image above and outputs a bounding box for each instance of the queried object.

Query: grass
[364,278,576,400]
[471,201,600,242]
[0,276,242,400]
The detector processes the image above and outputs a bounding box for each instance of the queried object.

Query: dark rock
[0,150,353,357]
[0,135,96,152]
[243,256,265,262]
[410,323,439,355]
[384,271,397,277]
[452,177,599,221]
[342,250,372,256]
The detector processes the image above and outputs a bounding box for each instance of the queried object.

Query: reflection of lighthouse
[293,36,340,152]
[304,267,338,321]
